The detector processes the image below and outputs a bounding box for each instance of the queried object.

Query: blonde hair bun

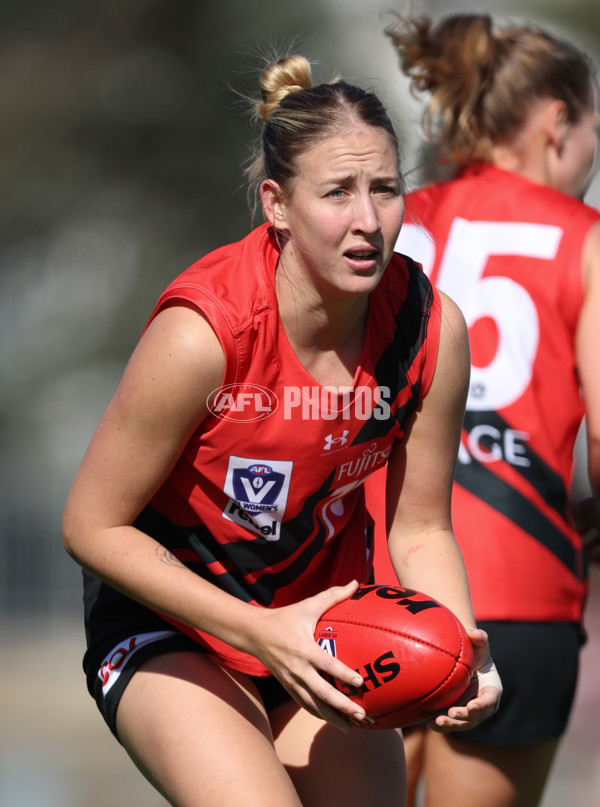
[257,55,312,122]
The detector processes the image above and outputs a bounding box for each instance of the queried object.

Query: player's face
[276,122,405,300]
[555,85,599,198]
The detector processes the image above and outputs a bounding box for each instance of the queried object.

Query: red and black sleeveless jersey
[86,223,442,675]
[392,163,599,622]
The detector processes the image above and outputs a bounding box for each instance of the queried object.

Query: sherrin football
[314,584,474,729]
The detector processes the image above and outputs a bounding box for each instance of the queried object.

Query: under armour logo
[470,382,486,399]
[323,431,349,451]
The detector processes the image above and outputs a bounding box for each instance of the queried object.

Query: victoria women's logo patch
[222,456,293,541]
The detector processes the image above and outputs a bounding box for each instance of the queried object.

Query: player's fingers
[429,711,479,732]
[464,686,502,718]
[466,627,492,663]
[311,633,364,686]
[300,688,369,732]
[282,665,372,730]
[467,626,489,644]
[303,579,372,698]
[429,685,499,732]
[303,660,372,724]
[287,684,353,732]
[309,579,360,622]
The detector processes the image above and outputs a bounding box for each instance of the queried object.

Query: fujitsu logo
[336,442,392,481]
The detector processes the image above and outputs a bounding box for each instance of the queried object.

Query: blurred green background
[1,1,599,805]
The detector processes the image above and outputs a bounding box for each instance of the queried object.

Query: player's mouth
[344,248,380,269]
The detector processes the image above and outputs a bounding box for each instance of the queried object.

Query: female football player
[63,53,501,807]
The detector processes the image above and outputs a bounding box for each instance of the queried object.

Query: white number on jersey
[397,219,563,410]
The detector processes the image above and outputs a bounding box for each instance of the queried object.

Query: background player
[62,54,501,807]
[370,11,600,807]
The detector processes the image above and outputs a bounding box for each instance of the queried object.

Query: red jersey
[131,223,441,673]
[383,163,598,622]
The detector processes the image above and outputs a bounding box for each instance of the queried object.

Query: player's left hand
[428,627,502,733]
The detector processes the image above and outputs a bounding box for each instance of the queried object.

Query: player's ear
[545,99,570,154]
[260,179,289,230]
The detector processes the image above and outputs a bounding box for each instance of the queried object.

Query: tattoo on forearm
[155,545,185,568]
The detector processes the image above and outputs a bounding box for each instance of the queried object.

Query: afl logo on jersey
[248,464,272,476]
[207,384,278,422]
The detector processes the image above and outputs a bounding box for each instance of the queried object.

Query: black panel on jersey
[462,411,570,523]
[133,470,354,607]
[455,454,582,580]
[353,257,432,446]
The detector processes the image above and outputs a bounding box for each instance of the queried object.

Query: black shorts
[451,620,586,747]
[85,628,292,741]
[83,573,291,741]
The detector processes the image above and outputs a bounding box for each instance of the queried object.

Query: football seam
[317,618,470,721]
[378,660,466,720]
[379,629,470,719]
[320,618,461,659]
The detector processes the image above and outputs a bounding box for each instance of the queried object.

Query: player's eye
[374,185,397,196]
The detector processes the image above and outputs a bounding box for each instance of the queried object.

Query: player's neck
[276,270,369,385]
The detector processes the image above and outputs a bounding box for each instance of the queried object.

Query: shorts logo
[98,630,178,695]
[223,456,293,541]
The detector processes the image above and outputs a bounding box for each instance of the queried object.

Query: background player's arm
[574,220,600,558]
